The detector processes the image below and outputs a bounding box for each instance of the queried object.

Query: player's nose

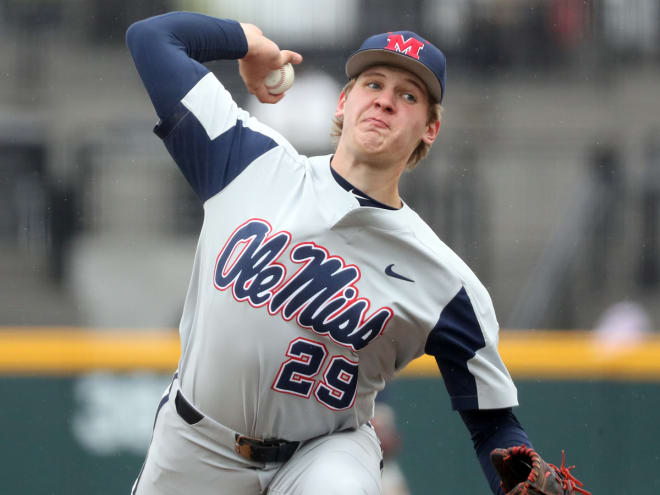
[373,90,395,113]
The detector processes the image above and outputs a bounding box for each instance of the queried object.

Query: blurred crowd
[1,0,659,332]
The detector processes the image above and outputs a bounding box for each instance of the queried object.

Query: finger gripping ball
[265,63,295,95]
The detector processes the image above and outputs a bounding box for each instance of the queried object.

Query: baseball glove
[490,445,590,495]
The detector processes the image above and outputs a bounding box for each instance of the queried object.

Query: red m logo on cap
[384,34,425,60]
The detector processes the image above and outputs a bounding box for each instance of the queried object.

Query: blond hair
[330,78,443,170]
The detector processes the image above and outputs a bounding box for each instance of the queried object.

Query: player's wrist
[239,23,277,63]
[239,22,261,50]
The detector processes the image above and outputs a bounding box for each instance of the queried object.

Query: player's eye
[366,81,381,90]
[402,92,417,103]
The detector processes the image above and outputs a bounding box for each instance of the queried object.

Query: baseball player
[126,12,589,495]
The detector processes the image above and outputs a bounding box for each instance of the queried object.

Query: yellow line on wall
[1,328,660,380]
[400,330,660,381]
[0,328,180,374]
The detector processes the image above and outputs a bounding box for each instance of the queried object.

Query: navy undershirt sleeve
[459,408,533,495]
[126,12,248,120]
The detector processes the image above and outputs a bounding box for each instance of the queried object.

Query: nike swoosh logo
[385,264,415,283]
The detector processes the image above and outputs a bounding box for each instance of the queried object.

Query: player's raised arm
[126,12,305,204]
[126,13,303,117]
[125,12,249,119]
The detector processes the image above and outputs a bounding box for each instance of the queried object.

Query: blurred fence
[1,0,660,331]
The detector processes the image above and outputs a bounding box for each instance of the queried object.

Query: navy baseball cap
[346,31,446,103]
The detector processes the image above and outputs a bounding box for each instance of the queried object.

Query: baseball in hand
[265,63,295,95]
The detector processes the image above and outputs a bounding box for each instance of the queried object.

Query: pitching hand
[239,23,303,104]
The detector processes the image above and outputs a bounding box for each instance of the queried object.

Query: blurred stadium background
[1,0,659,493]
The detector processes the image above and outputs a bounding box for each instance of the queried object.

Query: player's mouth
[362,117,389,129]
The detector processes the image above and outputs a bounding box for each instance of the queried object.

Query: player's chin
[356,132,388,153]
[354,145,398,166]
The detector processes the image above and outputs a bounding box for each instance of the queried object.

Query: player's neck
[330,148,404,209]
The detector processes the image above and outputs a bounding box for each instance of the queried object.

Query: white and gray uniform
[178,71,516,436]
[126,13,518,495]
[133,71,517,494]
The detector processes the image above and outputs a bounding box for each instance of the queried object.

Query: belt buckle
[234,434,253,459]
[235,434,289,463]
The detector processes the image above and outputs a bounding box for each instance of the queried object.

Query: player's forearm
[459,408,532,495]
[126,12,247,119]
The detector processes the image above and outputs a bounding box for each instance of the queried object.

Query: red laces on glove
[548,450,591,495]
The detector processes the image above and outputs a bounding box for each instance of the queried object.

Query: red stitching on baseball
[266,67,286,89]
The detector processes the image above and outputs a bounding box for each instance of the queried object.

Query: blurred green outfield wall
[387,378,660,494]
[1,375,658,494]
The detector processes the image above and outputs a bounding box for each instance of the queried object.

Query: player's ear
[422,118,441,146]
[335,90,347,119]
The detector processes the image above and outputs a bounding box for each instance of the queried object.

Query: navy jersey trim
[425,286,486,410]
[162,111,278,202]
[330,164,398,210]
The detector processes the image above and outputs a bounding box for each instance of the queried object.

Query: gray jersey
[162,72,517,443]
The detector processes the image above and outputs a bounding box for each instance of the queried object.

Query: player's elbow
[126,16,170,62]
[125,19,152,54]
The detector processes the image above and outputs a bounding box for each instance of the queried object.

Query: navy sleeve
[126,12,277,203]
[126,12,248,120]
[425,287,486,410]
[459,408,533,495]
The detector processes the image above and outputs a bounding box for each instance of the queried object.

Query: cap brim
[345,49,443,103]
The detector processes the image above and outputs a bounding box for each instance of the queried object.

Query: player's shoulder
[404,208,470,274]
[404,207,493,304]
[182,71,303,159]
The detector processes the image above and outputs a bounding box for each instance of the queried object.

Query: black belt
[174,390,299,464]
